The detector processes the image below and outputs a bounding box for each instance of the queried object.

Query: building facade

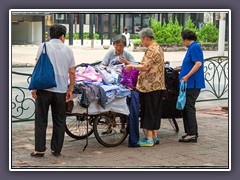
[11,11,228,46]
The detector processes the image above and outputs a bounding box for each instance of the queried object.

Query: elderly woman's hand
[125,64,133,72]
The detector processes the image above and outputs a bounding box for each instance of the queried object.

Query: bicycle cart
[65,62,181,150]
[65,62,129,150]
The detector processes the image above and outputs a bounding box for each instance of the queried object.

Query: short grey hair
[113,34,126,46]
[139,27,154,40]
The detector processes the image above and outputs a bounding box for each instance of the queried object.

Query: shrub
[152,20,168,43]
[151,18,183,44]
[130,34,140,39]
[166,17,183,43]
[197,23,219,43]
[185,16,198,34]
[65,33,79,40]
[151,18,162,33]
[133,39,142,45]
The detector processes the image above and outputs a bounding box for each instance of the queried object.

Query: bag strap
[42,43,47,54]
[180,81,187,92]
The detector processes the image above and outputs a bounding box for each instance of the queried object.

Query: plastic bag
[120,68,139,89]
[176,81,187,110]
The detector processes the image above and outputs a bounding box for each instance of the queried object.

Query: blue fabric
[116,87,131,98]
[28,43,57,90]
[128,90,140,147]
[100,84,131,104]
[179,42,205,89]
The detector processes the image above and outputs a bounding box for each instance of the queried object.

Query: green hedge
[130,34,140,39]
[150,17,219,44]
[65,32,100,40]
[197,23,219,43]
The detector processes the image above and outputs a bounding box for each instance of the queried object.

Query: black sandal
[30,151,45,157]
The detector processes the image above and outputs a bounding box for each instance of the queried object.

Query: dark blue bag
[28,43,57,90]
[176,81,187,110]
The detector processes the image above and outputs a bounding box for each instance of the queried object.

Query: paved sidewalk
[11,45,229,68]
[11,102,229,170]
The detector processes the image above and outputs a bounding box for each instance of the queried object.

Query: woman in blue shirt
[178,29,205,143]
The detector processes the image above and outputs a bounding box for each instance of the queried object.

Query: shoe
[182,134,188,138]
[137,137,147,145]
[51,151,61,157]
[138,139,154,147]
[182,134,198,138]
[153,137,159,145]
[179,136,197,143]
[30,151,44,157]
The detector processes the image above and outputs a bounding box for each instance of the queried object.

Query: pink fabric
[75,66,102,82]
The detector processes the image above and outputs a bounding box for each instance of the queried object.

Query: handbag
[28,43,57,90]
[176,81,187,110]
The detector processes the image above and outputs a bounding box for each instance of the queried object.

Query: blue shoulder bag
[176,81,187,110]
[28,43,57,90]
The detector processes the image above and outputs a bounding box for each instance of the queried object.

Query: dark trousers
[35,90,66,153]
[183,89,200,136]
[140,90,163,130]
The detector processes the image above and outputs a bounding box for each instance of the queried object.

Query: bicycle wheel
[65,114,94,140]
[168,118,179,132]
[93,113,128,147]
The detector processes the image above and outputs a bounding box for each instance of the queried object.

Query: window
[55,14,65,20]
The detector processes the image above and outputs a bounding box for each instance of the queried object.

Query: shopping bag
[120,68,139,89]
[176,81,187,110]
[28,43,57,90]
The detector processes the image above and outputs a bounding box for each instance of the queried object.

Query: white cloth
[71,97,130,115]
[122,32,130,47]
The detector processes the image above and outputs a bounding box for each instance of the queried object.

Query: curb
[12,63,34,68]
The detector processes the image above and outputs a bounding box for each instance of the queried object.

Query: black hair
[113,34,127,47]
[181,29,197,41]
[49,25,67,39]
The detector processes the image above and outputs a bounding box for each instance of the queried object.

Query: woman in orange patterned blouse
[125,28,166,147]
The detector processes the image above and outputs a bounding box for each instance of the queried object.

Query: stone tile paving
[11,106,229,170]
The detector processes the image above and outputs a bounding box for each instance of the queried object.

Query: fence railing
[196,56,228,102]
[12,71,35,122]
[11,56,229,122]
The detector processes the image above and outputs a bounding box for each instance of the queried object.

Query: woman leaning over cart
[177,29,205,143]
[125,27,165,147]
